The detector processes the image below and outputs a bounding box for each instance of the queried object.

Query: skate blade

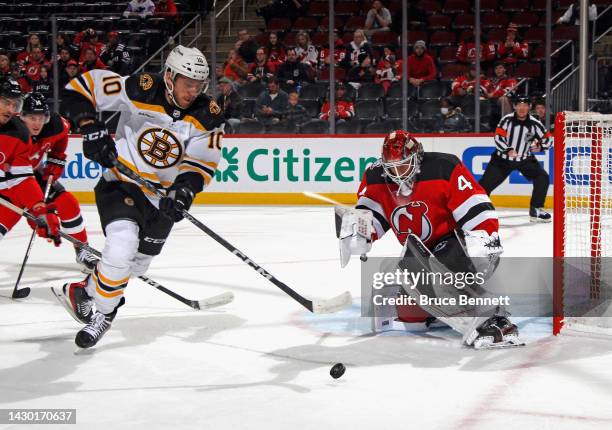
[529,216,552,223]
[474,335,526,350]
[50,287,87,325]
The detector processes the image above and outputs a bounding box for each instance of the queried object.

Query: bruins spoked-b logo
[137,128,183,168]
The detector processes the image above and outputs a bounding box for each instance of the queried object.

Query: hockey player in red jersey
[0,78,61,247]
[18,93,97,272]
[338,130,522,349]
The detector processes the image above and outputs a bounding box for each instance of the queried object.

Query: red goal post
[553,111,612,335]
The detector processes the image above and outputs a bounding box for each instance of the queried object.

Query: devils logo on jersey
[390,201,432,242]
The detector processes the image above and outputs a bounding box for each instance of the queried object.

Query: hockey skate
[75,246,98,273]
[467,315,525,349]
[75,310,116,348]
[50,278,94,324]
[529,207,551,223]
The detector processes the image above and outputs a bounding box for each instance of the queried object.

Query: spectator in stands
[123,0,156,18]
[557,1,597,25]
[223,49,249,84]
[295,31,319,68]
[343,30,374,69]
[80,47,108,72]
[154,0,179,23]
[56,48,73,83]
[277,47,312,89]
[255,77,289,126]
[100,32,132,75]
[283,91,310,127]
[0,54,10,79]
[17,34,44,64]
[486,62,517,117]
[456,33,496,68]
[319,31,347,70]
[375,53,397,94]
[31,65,52,100]
[295,31,318,69]
[236,29,259,64]
[23,47,50,82]
[265,32,286,73]
[60,59,79,88]
[364,0,392,37]
[247,48,275,84]
[56,33,77,60]
[74,29,105,62]
[450,65,491,105]
[217,77,243,131]
[347,54,376,85]
[10,63,31,93]
[319,83,355,123]
[497,23,529,66]
[407,40,437,88]
[533,98,554,127]
[434,98,471,132]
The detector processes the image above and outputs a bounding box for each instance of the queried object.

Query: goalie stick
[0,196,232,310]
[113,159,352,314]
[11,176,54,299]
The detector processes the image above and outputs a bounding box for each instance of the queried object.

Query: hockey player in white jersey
[52,45,225,348]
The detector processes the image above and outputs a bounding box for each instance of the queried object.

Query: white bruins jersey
[65,70,224,203]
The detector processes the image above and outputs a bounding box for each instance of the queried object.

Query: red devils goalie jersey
[357,152,499,248]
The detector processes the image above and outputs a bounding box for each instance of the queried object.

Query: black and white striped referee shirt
[494,113,552,161]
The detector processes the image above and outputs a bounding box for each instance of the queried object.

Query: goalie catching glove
[335,207,373,268]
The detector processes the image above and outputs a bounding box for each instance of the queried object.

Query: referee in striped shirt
[479,96,553,222]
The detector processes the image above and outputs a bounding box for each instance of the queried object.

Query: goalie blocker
[337,130,522,348]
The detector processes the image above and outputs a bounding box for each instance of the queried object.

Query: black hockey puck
[330,363,346,379]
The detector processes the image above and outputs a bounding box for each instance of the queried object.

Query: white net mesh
[560,112,612,333]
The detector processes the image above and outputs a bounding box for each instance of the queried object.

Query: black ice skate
[75,310,116,348]
[529,207,552,223]
[469,315,524,349]
[75,245,99,273]
[50,278,94,324]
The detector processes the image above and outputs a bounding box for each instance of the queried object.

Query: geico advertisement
[61,136,555,195]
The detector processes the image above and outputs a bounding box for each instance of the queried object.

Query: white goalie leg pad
[335,207,373,268]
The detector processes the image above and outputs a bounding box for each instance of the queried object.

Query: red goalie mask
[381,130,424,190]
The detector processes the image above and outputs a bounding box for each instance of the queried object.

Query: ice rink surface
[1,206,612,430]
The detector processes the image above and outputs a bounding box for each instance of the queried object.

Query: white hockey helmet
[164,45,209,107]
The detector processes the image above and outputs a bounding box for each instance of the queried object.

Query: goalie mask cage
[554,111,612,335]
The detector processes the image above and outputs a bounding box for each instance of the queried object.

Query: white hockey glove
[464,230,503,258]
[335,207,373,268]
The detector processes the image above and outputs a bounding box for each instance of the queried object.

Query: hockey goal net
[554,111,612,335]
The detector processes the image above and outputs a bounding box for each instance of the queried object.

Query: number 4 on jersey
[458,175,473,191]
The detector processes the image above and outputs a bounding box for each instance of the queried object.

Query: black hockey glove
[81,120,117,168]
[159,181,195,222]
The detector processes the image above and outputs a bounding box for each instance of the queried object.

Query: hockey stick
[113,160,352,314]
[12,176,54,299]
[0,196,232,310]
